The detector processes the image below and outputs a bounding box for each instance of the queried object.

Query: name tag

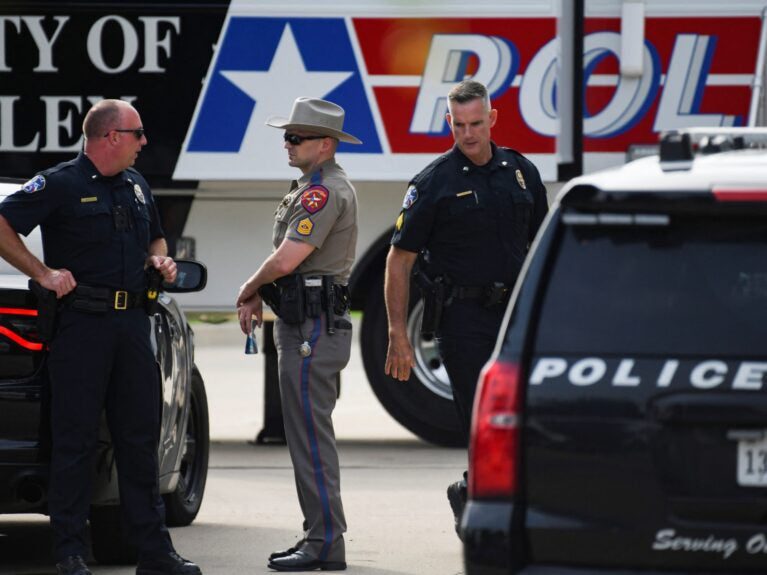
[80,196,98,203]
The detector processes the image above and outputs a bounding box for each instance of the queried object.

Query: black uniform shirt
[0,152,164,292]
[391,143,548,286]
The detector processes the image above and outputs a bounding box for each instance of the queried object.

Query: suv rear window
[534,213,767,357]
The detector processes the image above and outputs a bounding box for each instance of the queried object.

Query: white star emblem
[220,24,352,165]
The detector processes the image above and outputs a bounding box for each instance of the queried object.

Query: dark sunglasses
[104,128,146,139]
[284,133,326,146]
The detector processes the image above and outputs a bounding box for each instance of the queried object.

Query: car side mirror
[163,259,207,293]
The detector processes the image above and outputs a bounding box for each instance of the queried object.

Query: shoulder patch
[402,185,418,209]
[296,217,314,236]
[300,185,329,214]
[21,175,46,194]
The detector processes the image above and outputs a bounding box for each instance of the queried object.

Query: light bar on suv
[660,127,767,162]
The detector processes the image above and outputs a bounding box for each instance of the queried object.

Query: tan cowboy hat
[265,97,362,145]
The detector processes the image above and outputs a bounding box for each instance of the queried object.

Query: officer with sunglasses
[236,97,361,572]
[0,100,201,575]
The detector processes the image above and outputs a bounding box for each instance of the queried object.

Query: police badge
[515,169,526,190]
[134,184,146,204]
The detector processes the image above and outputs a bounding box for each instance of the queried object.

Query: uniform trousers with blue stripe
[274,313,352,562]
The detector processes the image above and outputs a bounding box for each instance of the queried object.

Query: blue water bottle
[244,319,258,355]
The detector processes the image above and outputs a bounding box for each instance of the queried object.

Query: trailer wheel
[360,274,465,447]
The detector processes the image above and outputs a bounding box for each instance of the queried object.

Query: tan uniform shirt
[273,159,358,284]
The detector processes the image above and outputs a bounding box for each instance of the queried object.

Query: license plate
[737,432,767,486]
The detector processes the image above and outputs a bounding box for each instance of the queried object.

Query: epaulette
[310,168,324,185]
[411,150,451,186]
[41,157,78,177]
[500,146,530,164]
[125,167,148,186]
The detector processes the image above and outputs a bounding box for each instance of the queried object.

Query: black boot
[136,551,202,575]
[447,478,467,540]
[56,555,92,575]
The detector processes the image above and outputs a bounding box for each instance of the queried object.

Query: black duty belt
[67,285,145,313]
[452,286,487,299]
[451,283,511,307]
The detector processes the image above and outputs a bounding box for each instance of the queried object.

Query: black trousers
[437,300,506,440]
[46,308,173,561]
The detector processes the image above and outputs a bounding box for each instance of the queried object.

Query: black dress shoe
[136,551,202,575]
[268,549,346,572]
[269,539,305,560]
[56,555,92,575]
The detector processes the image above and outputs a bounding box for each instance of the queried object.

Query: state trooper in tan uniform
[236,97,360,572]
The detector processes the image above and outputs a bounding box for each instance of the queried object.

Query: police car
[0,180,209,564]
[463,128,767,574]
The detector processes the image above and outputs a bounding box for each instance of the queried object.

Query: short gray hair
[447,80,490,113]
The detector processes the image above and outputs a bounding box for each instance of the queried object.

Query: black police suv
[463,129,767,574]
[0,182,210,564]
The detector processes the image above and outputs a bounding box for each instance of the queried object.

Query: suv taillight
[469,359,521,500]
[0,307,42,351]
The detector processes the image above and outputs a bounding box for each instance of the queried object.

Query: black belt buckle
[114,290,128,310]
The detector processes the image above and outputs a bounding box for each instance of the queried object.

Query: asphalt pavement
[0,319,467,575]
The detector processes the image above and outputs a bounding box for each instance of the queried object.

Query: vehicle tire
[360,273,465,447]
[89,505,138,565]
[163,365,209,527]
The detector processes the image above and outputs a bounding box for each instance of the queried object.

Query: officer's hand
[39,269,76,299]
[236,281,257,308]
[385,332,415,382]
[237,294,263,334]
[148,255,177,283]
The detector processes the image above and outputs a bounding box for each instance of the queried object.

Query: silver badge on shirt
[134,184,146,204]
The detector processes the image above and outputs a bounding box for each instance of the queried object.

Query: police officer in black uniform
[0,100,201,575]
[384,80,548,535]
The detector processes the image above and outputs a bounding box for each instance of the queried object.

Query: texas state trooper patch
[21,175,45,193]
[402,185,418,209]
[296,217,314,236]
[300,185,329,214]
